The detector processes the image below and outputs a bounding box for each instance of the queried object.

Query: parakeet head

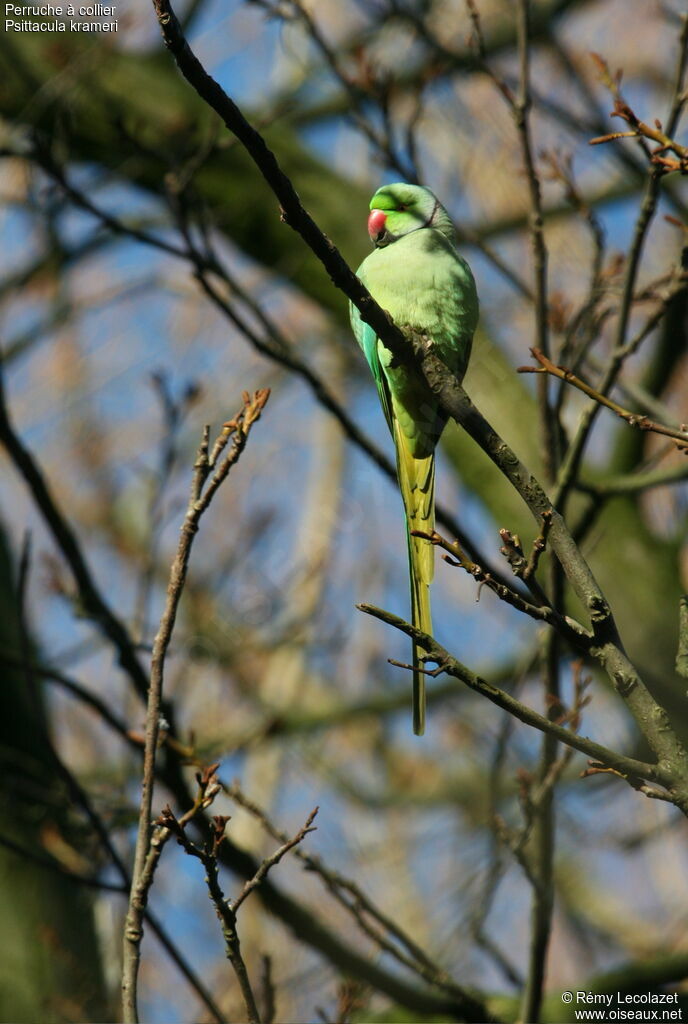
[367,183,454,248]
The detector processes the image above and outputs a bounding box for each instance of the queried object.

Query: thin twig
[589,97,688,174]
[412,528,584,642]
[121,390,269,1023]
[231,807,319,914]
[160,804,317,1024]
[520,347,688,452]
[226,784,483,1006]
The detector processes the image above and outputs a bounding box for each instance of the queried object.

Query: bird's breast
[358,229,478,378]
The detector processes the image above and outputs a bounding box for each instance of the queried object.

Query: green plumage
[350,183,479,735]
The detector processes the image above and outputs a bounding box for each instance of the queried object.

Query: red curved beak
[367,208,388,243]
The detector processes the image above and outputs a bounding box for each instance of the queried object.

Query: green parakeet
[350,183,479,735]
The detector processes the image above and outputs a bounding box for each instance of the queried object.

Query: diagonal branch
[357,602,673,792]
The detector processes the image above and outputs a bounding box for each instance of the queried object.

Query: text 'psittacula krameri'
[350,183,479,735]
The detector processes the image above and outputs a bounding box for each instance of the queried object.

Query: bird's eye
[396,204,407,211]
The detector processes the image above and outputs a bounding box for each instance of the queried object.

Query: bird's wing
[350,310,394,435]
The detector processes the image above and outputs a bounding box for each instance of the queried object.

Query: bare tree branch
[357,602,676,793]
[122,390,269,1023]
[520,346,688,452]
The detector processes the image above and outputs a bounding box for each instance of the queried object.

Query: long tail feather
[393,421,435,735]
